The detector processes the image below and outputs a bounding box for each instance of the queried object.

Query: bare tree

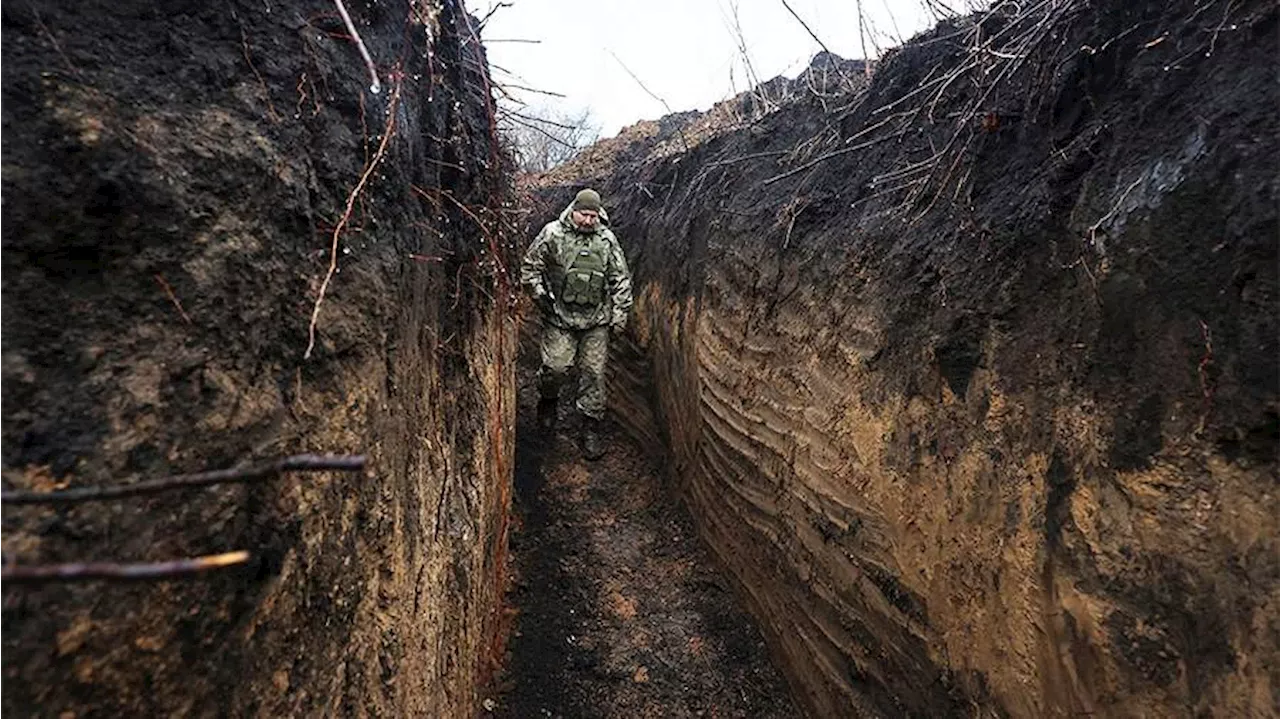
[499,106,600,174]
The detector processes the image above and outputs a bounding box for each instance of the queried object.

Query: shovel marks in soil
[493,406,799,718]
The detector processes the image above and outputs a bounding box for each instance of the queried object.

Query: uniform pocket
[563,269,602,305]
[561,244,608,306]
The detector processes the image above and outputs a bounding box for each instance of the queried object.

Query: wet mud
[489,349,800,719]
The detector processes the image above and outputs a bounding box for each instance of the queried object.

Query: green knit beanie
[573,188,603,212]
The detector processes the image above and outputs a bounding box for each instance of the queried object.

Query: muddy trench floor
[487,362,800,718]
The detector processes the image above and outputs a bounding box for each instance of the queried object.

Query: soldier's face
[571,209,599,230]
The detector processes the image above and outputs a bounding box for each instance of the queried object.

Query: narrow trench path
[489,358,800,718]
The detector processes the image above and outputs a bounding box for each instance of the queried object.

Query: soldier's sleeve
[605,232,633,325]
[520,225,551,298]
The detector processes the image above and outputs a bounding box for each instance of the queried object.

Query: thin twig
[864,62,950,117]
[880,0,905,45]
[763,132,902,186]
[412,185,509,281]
[305,75,402,360]
[1206,0,1239,58]
[500,108,579,130]
[782,199,804,249]
[872,151,947,185]
[458,11,504,176]
[31,9,81,79]
[412,185,489,235]
[1088,174,1146,243]
[477,0,513,30]
[777,0,857,91]
[606,49,674,114]
[856,0,872,70]
[1196,319,1215,434]
[496,83,565,98]
[921,0,959,20]
[907,130,972,221]
[153,274,192,324]
[704,150,790,169]
[2,455,366,505]
[3,552,251,584]
[778,0,836,58]
[236,12,281,123]
[411,184,512,295]
[332,0,382,94]
[725,0,765,95]
[498,112,579,148]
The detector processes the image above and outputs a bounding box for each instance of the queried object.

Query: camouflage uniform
[521,201,632,425]
[537,324,611,419]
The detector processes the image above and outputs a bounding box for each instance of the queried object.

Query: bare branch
[3,551,251,585]
[497,106,599,172]
[488,62,537,86]
[306,74,402,360]
[724,0,764,91]
[880,0,906,45]
[920,0,960,20]
[498,112,579,149]
[477,1,514,31]
[332,0,381,94]
[856,0,872,67]
[763,132,902,186]
[154,274,192,324]
[606,49,674,114]
[31,9,81,79]
[501,108,579,130]
[777,0,836,57]
[498,83,566,98]
[2,454,367,505]
[704,150,789,169]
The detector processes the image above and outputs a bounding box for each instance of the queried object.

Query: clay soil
[486,344,800,718]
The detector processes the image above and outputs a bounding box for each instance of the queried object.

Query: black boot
[581,418,605,461]
[536,396,558,434]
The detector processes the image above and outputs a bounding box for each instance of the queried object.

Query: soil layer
[2,1,515,715]
[531,1,1278,716]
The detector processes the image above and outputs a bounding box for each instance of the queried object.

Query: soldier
[520,188,633,460]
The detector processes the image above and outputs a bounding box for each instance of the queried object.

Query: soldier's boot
[536,396,558,434]
[581,418,606,461]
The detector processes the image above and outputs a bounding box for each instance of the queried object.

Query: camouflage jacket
[521,203,633,330]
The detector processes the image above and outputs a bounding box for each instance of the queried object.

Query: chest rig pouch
[560,240,607,306]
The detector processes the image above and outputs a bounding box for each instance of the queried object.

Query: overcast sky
[468,0,974,138]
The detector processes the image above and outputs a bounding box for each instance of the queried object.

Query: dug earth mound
[531,0,1277,716]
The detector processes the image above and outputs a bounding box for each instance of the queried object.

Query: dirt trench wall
[535,2,1278,717]
[2,1,515,715]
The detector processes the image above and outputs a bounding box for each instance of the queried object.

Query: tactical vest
[560,239,608,306]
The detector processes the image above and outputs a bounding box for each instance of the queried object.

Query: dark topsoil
[488,340,800,719]
[3,1,514,715]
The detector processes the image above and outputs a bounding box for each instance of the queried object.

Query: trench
[2,0,1276,717]
[484,334,800,718]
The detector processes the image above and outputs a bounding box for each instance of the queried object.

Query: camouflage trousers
[538,324,610,420]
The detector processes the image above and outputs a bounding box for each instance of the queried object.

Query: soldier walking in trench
[520,188,633,460]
